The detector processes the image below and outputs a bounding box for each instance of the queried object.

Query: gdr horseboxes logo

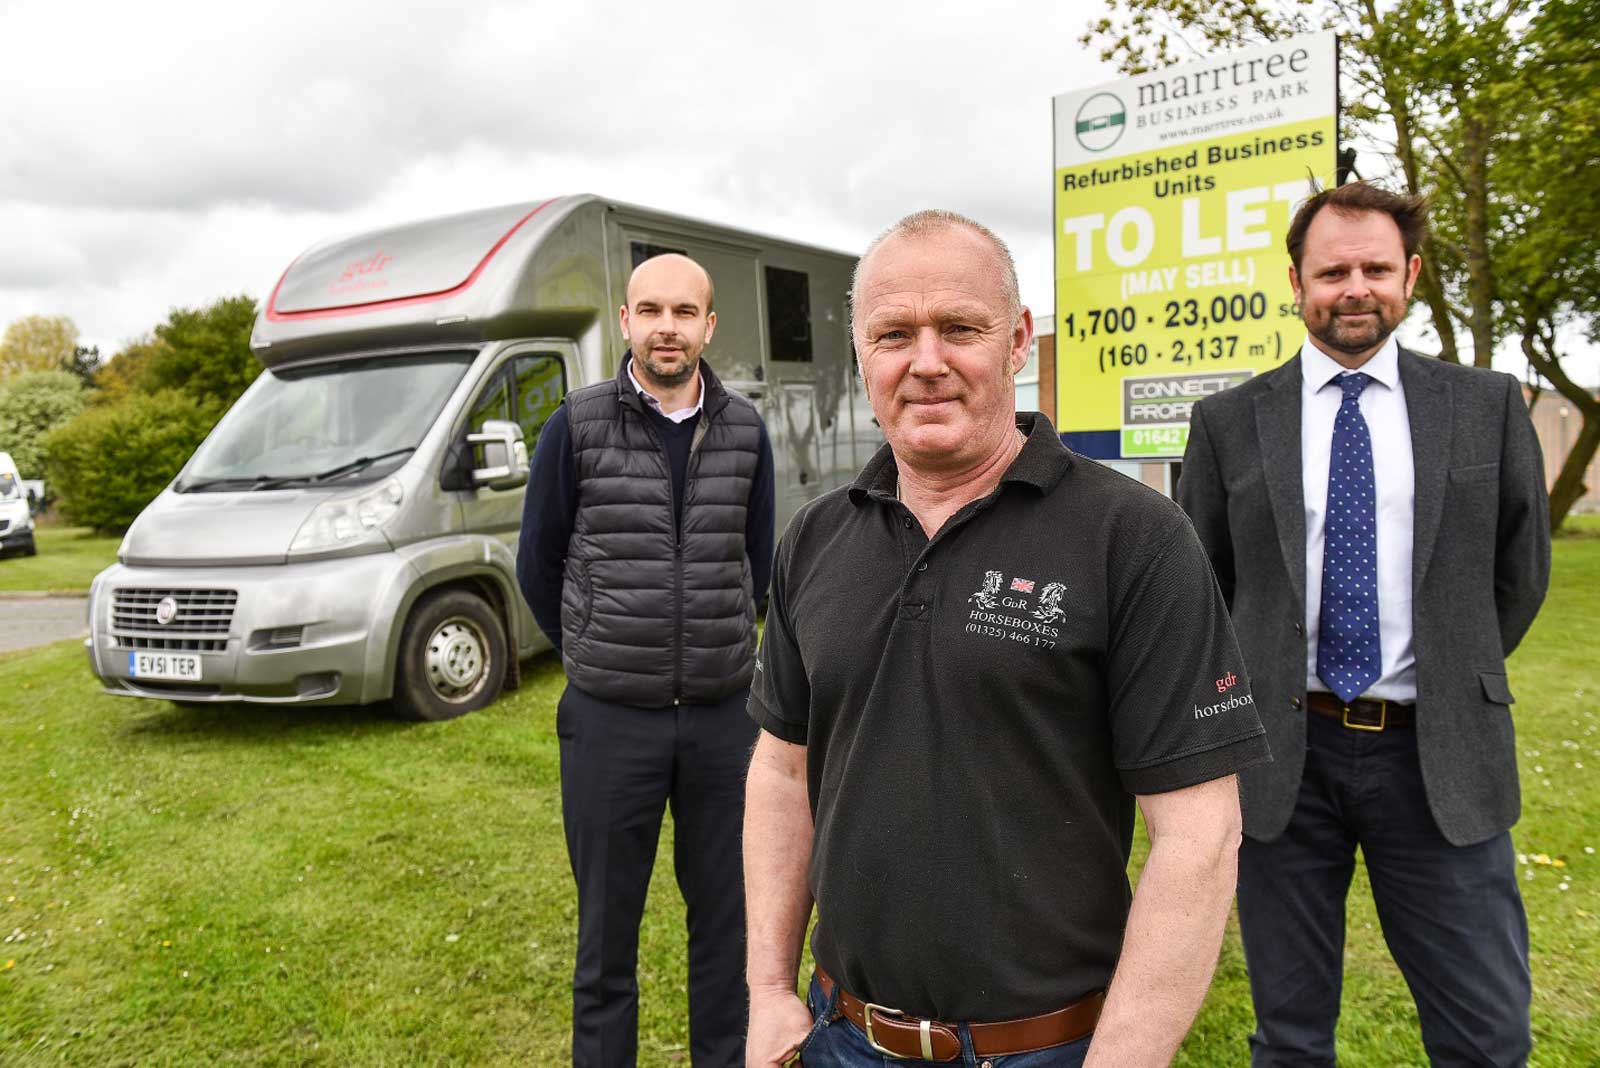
[966,570,1068,650]
[1074,92,1127,153]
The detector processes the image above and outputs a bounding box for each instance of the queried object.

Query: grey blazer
[1177,349,1550,846]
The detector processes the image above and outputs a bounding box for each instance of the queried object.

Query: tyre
[22,535,36,557]
[392,589,506,722]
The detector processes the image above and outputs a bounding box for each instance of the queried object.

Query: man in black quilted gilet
[518,253,776,1068]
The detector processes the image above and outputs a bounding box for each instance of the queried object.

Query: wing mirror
[468,419,529,491]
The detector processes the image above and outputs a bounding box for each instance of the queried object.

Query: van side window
[466,366,513,431]
[765,267,813,362]
[512,354,567,451]
[456,366,515,483]
[631,241,688,269]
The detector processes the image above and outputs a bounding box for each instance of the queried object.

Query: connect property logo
[1075,92,1127,152]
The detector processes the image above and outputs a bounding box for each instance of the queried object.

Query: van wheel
[21,535,36,557]
[393,590,506,721]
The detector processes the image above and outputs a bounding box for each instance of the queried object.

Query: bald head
[851,210,1020,340]
[619,252,718,390]
[627,253,715,314]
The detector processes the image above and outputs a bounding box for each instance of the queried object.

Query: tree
[1082,0,1600,529]
[91,337,168,406]
[0,315,79,382]
[0,370,87,479]
[140,295,262,418]
[44,390,214,532]
[67,344,104,389]
[1491,0,1600,528]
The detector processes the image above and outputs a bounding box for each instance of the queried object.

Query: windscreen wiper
[177,475,286,492]
[253,447,417,490]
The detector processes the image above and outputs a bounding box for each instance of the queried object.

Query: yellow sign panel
[1053,34,1339,459]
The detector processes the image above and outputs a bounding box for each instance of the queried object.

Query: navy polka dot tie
[1317,372,1381,703]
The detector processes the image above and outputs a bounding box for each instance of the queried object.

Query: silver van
[84,195,873,719]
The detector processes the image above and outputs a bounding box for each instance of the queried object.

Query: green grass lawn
[1,521,1596,1065]
[0,526,121,593]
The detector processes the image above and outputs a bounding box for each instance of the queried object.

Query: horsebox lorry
[84,195,872,719]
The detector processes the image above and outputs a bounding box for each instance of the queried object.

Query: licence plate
[127,652,203,682]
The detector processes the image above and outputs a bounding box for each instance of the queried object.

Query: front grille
[112,587,237,653]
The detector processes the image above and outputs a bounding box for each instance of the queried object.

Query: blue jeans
[794,975,1091,1068]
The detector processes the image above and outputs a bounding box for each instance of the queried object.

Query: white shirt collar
[1300,333,1400,393]
[627,359,704,423]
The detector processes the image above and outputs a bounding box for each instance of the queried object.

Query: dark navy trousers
[1237,711,1531,1067]
[557,684,758,1068]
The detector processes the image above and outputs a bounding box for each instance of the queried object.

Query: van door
[455,344,572,558]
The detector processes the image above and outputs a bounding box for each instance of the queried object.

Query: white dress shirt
[627,361,704,423]
[1301,336,1418,701]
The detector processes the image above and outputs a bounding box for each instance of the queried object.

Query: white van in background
[0,451,37,557]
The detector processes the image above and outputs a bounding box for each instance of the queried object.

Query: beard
[632,334,701,387]
[1307,301,1403,357]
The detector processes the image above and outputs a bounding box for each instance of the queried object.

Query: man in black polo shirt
[743,211,1270,1068]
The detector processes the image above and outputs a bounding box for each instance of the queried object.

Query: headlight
[289,478,404,556]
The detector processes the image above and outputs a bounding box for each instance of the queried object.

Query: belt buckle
[862,1002,912,1060]
[1342,699,1386,732]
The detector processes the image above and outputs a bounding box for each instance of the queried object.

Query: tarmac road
[0,596,89,653]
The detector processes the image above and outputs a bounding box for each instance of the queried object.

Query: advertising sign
[1053,33,1339,459]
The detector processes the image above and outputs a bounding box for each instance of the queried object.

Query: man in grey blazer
[1178,181,1550,1067]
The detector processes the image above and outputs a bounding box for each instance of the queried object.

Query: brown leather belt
[1306,691,1415,731]
[815,966,1103,1061]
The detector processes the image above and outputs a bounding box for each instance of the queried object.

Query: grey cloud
[1,0,1091,219]
[0,0,1108,346]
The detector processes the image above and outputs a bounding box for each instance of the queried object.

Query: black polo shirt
[750,413,1269,1022]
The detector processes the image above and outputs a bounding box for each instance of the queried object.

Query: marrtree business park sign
[1053,32,1339,459]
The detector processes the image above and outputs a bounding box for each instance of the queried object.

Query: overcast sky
[0,0,1115,350]
[1,0,1591,385]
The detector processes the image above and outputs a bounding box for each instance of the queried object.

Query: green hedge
[43,390,214,532]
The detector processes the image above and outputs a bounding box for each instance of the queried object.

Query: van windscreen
[179,352,474,492]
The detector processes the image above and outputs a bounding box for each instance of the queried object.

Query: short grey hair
[849,209,1022,338]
